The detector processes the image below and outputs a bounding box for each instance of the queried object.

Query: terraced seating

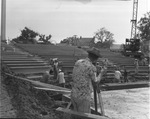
[1,42,15,51]
[3,43,148,83]
[1,44,50,75]
[9,66,50,74]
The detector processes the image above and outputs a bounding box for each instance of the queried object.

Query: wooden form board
[3,72,71,94]
[56,107,110,119]
[34,87,71,94]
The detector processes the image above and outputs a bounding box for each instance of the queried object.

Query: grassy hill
[15,44,87,55]
[15,44,88,61]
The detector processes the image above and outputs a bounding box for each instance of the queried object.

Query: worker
[123,66,128,83]
[103,58,109,68]
[142,58,147,66]
[71,47,103,115]
[58,69,65,87]
[53,58,59,79]
[49,58,54,65]
[42,71,50,83]
[114,67,122,83]
[134,59,139,74]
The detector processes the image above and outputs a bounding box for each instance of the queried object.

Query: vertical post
[1,0,6,42]
[131,0,138,39]
[92,81,98,113]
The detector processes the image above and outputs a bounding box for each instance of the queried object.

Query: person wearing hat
[58,69,65,87]
[53,58,59,79]
[71,47,104,115]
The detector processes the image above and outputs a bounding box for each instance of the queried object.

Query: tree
[94,27,115,48]
[60,38,70,44]
[38,34,52,44]
[137,12,150,41]
[137,12,150,57]
[12,27,38,44]
[60,35,80,46]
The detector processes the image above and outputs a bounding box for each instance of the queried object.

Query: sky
[1,0,150,44]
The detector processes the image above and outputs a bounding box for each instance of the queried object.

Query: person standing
[142,58,147,66]
[42,71,50,83]
[71,47,102,115]
[53,58,59,79]
[103,58,108,68]
[114,68,122,83]
[123,66,128,83]
[58,69,65,87]
[134,59,139,74]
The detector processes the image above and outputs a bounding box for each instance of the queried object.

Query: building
[78,37,95,48]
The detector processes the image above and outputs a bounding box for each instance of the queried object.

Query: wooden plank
[3,72,71,94]
[27,74,71,80]
[102,81,150,91]
[56,107,109,119]
[31,81,71,92]
[34,87,71,94]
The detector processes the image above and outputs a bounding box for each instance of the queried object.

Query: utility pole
[1,0,6,42]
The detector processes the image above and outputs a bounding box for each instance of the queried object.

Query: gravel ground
[2,64,149,119]
[92,88,150,119]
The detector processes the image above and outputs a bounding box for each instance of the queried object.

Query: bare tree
[39,34,52,44]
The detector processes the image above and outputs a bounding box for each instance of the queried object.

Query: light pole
[1,0,6,42]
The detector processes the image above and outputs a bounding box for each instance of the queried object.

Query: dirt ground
[2,64,150,119]
[92,88,150,119]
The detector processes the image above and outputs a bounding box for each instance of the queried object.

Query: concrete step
[2,52,29,55]
[10,66,50,74]
[1,58,44,61]
[2,60,46,64]
[2,56,32,59]
[6,63,48,67]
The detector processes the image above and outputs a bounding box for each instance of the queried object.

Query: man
[114,67,122,83]
[71,47,103,115]
[58,69,65,87]
[122,66,128,83]
[134,59,139,74]
[53,58,59,79]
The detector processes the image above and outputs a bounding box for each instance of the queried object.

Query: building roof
[78,37,94,46]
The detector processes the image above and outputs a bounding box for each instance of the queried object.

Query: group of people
[71,47,147,116]
[42,47,149,118]
[42,58,66,87]
[114,57,149,83]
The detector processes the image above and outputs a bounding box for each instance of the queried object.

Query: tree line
[12,27,53,44]
[11,11,150,49]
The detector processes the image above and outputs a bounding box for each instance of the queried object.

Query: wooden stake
[97,90,105,116]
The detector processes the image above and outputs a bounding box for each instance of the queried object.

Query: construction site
[1,0,150,119]
[1,40,149,119]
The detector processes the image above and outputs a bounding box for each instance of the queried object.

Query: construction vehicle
[122,0,144,59]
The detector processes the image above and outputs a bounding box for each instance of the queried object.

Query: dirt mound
[2,64,66,119]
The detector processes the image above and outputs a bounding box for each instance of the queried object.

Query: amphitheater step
[6,63,48,67]
[2,61,46,64]
[10,66,50,74]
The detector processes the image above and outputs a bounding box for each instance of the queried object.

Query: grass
[14,43,136,66]
[15,44,87,56]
